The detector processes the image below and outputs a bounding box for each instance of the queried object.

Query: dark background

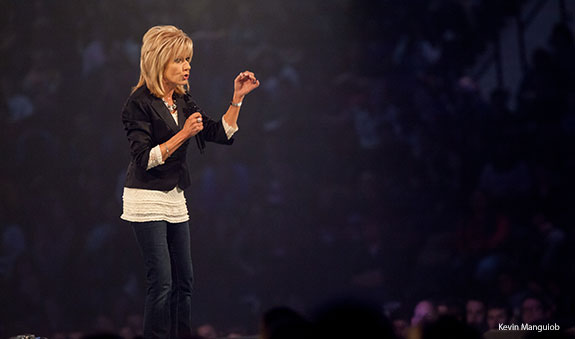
[1,0,575,337]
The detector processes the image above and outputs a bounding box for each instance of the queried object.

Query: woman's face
[163,56,191,91]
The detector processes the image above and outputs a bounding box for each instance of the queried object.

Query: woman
[120,25,259,338]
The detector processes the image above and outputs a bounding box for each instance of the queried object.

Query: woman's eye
[175,58,182,63]
[185,57,191,62]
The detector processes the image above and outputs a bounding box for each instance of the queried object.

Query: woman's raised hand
[233,70,260,100]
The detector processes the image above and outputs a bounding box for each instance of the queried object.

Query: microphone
[195,130,205,154]
[184,92,206,154]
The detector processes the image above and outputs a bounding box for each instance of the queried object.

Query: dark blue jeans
[132,221,194,339]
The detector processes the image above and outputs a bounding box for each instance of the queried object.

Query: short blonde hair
[133,25,193,98]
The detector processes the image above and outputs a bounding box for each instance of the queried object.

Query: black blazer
[122,86,233,191]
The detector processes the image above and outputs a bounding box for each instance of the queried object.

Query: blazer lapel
[151,99,179,133]
[176,96,186,129]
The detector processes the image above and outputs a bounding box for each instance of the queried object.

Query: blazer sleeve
[184,94,234,145]
[122,98,155,170]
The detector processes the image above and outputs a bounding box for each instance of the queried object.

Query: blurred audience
[465,298,487,332]
[486,301,511,330]
[521,294,552,325]
[411,300,437,327]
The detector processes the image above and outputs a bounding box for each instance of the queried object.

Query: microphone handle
[195,132,205,154]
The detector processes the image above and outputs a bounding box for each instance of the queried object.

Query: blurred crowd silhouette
[1,0,574,338]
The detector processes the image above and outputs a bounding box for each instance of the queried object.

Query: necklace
[162,98,177,113]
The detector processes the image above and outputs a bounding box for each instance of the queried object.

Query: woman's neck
[163,88,176,102]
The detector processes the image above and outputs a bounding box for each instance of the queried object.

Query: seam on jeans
[170,227,180,337]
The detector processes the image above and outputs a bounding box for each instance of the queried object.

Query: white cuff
[147,145,165,170]
[222,118,239,139]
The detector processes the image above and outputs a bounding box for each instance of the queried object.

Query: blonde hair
[133,25,193,97]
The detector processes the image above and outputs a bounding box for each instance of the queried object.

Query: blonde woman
[121,25,259,338]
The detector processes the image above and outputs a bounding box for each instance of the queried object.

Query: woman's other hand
[183,112,204,138]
